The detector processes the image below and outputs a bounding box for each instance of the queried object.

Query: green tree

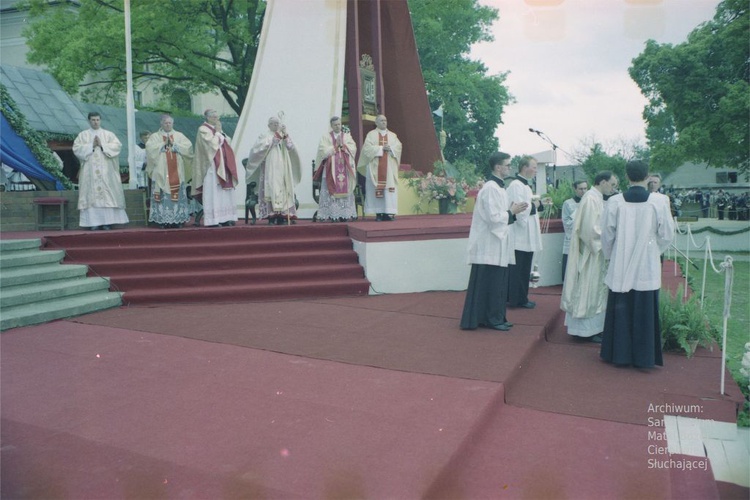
[409,0,512,170]
[578,144,627,189]
[23,0,265,114]
[629,0,749,175]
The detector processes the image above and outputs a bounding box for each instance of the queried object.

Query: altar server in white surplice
[73,112,129,230]
[506,156,545,308]
[560,171,618,343]
[600,160,675,368]
[460,152,528,331]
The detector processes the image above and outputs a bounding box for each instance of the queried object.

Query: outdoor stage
[1,218,747,498]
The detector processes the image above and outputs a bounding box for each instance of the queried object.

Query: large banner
[231,0,348,217]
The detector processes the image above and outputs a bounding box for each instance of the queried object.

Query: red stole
[204,123,238,190]
[314,132,353,198]
[155,134,180,202]
[376,133,389,198]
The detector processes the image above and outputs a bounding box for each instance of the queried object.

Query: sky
[470,0,722,162]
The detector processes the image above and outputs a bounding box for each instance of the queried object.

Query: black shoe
[589,334,603,344]
[502,321,514,328]
[479,323,511,331]
[518,301,536,309]
[383,214,395,221]
[375,213,384,221]
[101,225,112,230]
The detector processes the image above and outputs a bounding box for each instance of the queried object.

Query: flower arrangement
[406,160,483,213]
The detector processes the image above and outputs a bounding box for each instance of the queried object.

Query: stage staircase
[43,225,371,305]
[0,239,122,331]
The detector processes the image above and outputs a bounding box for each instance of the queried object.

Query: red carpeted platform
[2,219,747,498]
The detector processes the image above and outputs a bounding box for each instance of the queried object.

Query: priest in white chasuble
[560,171,618,343]
[356,114,402,221]
[146,114,194,228]
[314,116,358,222]
[246,116,301,225]
[600,160,675,368]
[73,112,129,230]
[193,109,239,227]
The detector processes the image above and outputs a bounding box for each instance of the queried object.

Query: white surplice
[601,191,675,292]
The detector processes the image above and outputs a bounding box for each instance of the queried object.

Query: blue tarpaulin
[0,112,63,190]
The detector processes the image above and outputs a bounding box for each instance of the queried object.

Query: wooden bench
[33,197,69,231]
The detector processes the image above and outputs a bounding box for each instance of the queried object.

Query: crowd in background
[663,187,750,220]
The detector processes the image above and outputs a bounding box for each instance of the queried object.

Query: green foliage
[629,0,750,175]
[542,181,575,218]
[660,284,719,358]
[683,259,750,426]
[0,83,74,189]
[409,0,512,168]
[578,144,628,189]
[23,0,265,114]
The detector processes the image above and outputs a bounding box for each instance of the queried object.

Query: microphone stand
[529,128,559,188]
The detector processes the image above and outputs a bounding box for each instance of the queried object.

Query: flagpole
[124,0,137,189]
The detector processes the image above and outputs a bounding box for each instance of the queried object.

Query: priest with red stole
[314,116,358,222]
[357,114,402,221]
[193,109,239,227]
[146,114,194,228]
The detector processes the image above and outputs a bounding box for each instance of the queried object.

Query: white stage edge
[353,232,566,295]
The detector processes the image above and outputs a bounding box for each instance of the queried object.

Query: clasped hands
[510,201,529,215]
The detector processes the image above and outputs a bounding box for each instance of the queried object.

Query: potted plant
[660,284,718,357]
[405,160,483,214]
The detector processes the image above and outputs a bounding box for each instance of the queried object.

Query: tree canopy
[629,0,749,175]
[23,0,511,172]
[23,0,265,115]
[409,0,512,169]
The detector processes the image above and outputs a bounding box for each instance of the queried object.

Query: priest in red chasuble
[356,114,402,221]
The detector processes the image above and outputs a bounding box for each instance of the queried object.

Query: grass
[681,259,750,426]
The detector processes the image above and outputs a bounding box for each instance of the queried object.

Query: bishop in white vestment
[246,116,301,224]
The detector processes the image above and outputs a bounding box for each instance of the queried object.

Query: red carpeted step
[43,225,371,304]
[83,250,361,276]
[59,237,354,263]
[121,278,371,304]
[44,224,350,248]
[109,263,366,289]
